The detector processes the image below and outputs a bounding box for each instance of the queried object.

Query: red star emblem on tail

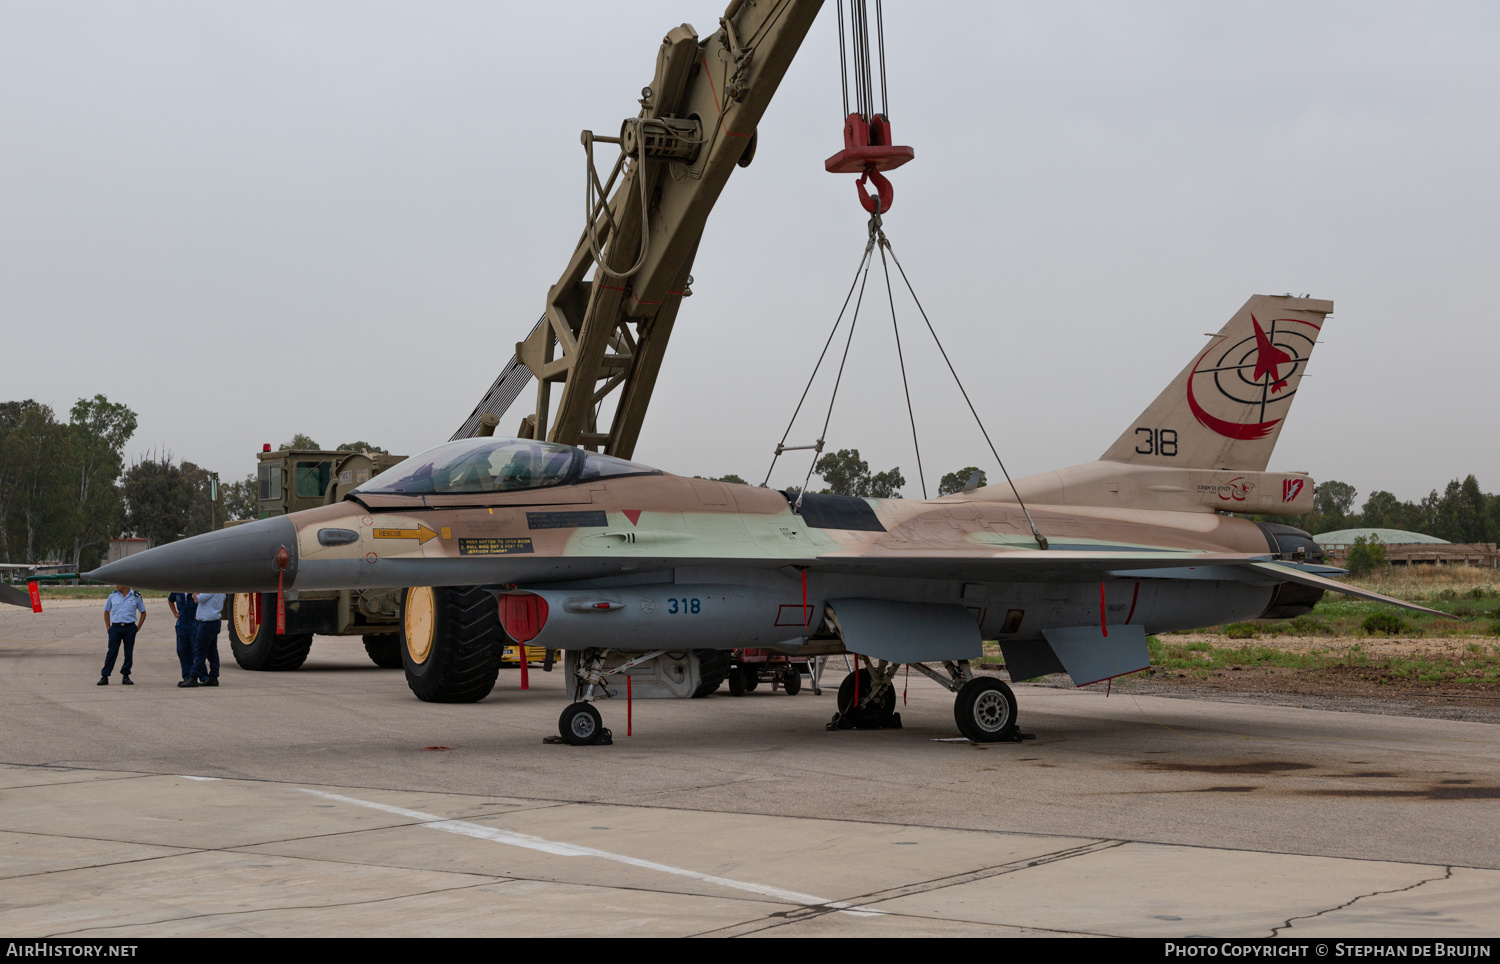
[1251,315,1292,393]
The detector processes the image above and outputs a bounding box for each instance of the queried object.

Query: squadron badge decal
[1186,316,1320,441]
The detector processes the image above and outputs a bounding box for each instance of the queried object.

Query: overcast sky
[3,2,1496,505]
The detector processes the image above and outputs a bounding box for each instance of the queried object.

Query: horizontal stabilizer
[0,583,33,608]
[1246,562,1454,618]
[826,599,982,663]
[1042,624,1150,686]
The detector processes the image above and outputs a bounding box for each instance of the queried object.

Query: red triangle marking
[623,509,642,526]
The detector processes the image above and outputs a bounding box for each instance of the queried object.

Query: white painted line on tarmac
[180,775,220,781]
[298,788,880,916]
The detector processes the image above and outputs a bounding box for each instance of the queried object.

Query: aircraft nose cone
[86,516,299,592]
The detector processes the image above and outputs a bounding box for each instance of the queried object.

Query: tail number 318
[1134,427,1178,457]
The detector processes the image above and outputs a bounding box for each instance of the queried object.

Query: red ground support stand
[824,112,914,214]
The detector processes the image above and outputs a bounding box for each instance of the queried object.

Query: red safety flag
[27,580,41,614]
[276,570,286,635]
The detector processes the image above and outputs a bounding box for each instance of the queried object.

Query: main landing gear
[829,658,1021,743]
[556,649,1022,746]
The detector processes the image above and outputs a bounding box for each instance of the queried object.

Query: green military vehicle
[227,445,408,671]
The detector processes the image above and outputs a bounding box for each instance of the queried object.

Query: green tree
[815,449,868,496]
[1313,479,1357,531]
[335,441,387,454]
[222,473,258,521]
[64,395,136,568]
[714,474,747,485]
[866,467,906,499]
[179,461,222,536]
[1358,490,1403,529]
[1452,475,1489,543]
[0,402,72,563]
[813,449,905,499]
[123,452,197,547]
[279,434,320,450]
[1345,535,1387,575]
[938,466,986,496]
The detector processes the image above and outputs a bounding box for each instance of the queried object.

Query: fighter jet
[89,295,1442,745]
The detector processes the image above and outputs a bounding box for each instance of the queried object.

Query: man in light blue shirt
[100,585,146,685]
[182,592,226,688]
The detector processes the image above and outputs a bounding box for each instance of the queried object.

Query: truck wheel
[362,634,403,669]
[228,592,313,671]
[782,666,802,696]
[400,586,503,703]
[691,649,731,697]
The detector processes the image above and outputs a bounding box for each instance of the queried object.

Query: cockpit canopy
[353,438,658,496]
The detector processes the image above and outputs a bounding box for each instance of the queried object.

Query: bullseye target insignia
[1186,316,1320,440]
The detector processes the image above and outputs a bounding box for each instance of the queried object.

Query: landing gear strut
[556,647,678,745]
[830,658,1023,743]
[828,659,901,730]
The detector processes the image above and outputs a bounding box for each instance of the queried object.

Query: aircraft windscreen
[355,439,578,495]
[353,439,659,496]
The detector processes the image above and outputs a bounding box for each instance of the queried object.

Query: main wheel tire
[228,592,313,671]
[691,649,731,697]
[559,702,605,746]
[954,677,1018,743]
[400,586,504,703]
[836,669,896,727]
[783,666,802,696]
[362,634,403,669]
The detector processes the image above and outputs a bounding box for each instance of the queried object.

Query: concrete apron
[0,763,1494,938]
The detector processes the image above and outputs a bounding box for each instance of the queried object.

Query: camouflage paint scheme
[87,295,1441,688]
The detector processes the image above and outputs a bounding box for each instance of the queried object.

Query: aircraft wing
[809,550,1272,582]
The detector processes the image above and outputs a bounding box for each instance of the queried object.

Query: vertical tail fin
[1100,295,1332,471]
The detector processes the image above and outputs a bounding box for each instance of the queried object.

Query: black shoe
[121,676,133,685]
[177,679,199,688]
[97,676,108,686]
[200,678,219,687]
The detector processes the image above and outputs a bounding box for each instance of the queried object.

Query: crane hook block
[825,112,913,214]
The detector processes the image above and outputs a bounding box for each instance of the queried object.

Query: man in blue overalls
[167,591,198,682]
[183,592,226,688]
[100,585,146,685]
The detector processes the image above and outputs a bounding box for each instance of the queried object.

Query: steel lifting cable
[797,245,874,507]
[761,233,877,488]
[878,232,1050,550]
[836,1,849,120]
[876,222,927,498]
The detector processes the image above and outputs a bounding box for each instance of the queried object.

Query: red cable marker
[627,675,632,737]
[1099,581,1109,638]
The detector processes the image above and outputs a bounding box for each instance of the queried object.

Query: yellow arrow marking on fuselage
[373,525,439,545]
